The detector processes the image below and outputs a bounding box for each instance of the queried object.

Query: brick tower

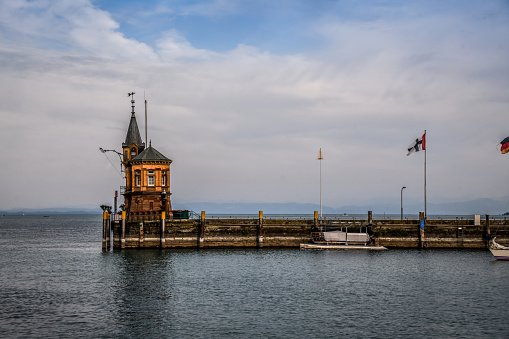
[122,94,172,220]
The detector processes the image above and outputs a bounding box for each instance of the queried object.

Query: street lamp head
[99,147,105,153]
[403,186,406,189]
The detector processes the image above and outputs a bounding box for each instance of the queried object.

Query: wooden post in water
[368,211,373,225]
[161,211,166,249]
[419,211,425,248]
[102,211,108,250]
[106,212,111,250]
[139,222,144,248]
[114,191,118,220]
[257,211,263,248]
[121,211,126,249]
[198,211,205,248]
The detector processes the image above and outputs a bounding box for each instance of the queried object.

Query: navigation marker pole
[317,148,324,230]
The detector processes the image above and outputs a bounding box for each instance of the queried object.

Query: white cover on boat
[322,231,369,243]
[347,233,370,243]
[323,231,347,242]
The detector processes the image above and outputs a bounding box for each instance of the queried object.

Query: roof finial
[128,92,135,116]
[149,139,152,147]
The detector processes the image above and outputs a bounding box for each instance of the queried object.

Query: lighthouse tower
[122,93,172,220]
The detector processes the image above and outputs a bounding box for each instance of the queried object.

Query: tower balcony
[123,186,170,194]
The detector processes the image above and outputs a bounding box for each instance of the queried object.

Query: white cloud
[156,29,219,61]
[0,0,508,210]
[178,0,243,17]
[0,0,158,61]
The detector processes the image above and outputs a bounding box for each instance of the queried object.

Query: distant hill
[2,197,507,215]
[174,198,509,215]
[0,207,101,215]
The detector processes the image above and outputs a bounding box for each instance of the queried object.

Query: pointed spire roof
[130,142,172,163]
[122,93,145,149]
[122,112,145,148]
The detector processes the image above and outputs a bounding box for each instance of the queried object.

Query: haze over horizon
[1,0,508,211]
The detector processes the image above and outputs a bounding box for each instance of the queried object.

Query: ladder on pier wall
[457,222,464,248]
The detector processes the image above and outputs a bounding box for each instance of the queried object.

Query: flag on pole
[407,133,426,156]
[500,136,509,154]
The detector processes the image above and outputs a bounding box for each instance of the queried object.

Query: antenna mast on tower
[144,92,148,145]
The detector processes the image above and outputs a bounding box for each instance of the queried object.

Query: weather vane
[128,92,135,115]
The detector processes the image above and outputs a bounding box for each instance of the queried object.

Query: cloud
[178,0,243,17]
[0,0,508,210]
[0,0,157,61]
[157,29,220,60]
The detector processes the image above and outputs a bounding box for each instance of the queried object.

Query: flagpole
[319,149,322,221]
[424,130,427,220]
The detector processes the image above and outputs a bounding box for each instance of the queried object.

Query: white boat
[489,238,509,260]
[312,230,370,244]
[301,230,387,250]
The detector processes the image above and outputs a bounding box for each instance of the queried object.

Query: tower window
[135,171,141,186]
[162,171,167,186]
[131,148,136,157]
[124,151,128,161]
[148,170,155,186]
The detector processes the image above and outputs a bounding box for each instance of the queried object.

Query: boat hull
[300,243,387,250]
[489,248,509,260]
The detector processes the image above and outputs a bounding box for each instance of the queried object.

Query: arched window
[131,148,137,157]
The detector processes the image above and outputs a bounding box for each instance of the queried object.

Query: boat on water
[300,229,387,250]
[489,238,509,260]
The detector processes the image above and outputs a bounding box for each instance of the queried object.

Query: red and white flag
[407,133,426,156]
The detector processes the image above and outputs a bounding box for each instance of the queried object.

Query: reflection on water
[114,250,176,338]
[0,215,508,338]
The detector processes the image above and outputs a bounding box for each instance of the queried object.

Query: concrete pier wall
[110,217,509,249]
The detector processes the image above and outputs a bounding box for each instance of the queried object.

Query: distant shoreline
[2,212,509,220]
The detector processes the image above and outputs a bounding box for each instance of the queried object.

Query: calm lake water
[0,215,508,338]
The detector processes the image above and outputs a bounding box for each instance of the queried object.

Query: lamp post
[161,190,167,213]
[401,186,406,221]
[99,147,124,177]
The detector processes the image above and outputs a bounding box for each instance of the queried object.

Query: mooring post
[114,191,118,220]
[314,211,318,230]
[257,211,264,248]
[419,211,425,248]
[161,211,166,249]
[121,211,126,249]
[485,214,491,247]
[198,211,205,248]
[139,222,144,247]
[368,211,373,225]
[106,212,111,250]
[102,211,108,250]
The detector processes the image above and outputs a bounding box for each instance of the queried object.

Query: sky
[1,0,509,212]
